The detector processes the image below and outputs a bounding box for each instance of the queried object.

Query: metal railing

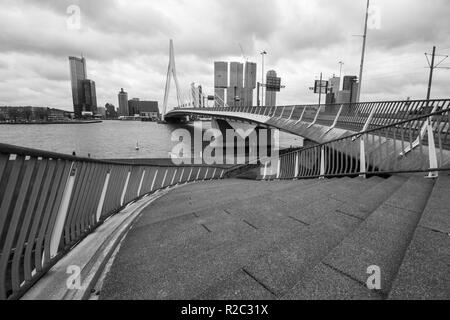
[171,99,450,135]
[0,144,230,300]
[257,108,450,180]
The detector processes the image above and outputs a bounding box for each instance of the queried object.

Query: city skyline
[1,0,450,111]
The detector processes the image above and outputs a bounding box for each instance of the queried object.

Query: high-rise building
[82,79,97,114]
[265,70,280,107]
[244,62,257,89]
[214,60,257,108]
[336,76,359,104]
[343,76,358,91]
[325,76,341,104]
[69,56,87,118]
[243,62,257,107]
[229,62,244,88]
[214,62,228,108]
[118,88,129,116]
[228,62,244,107]
[214,62,228,89]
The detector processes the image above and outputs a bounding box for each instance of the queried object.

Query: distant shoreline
[0,120,103,125]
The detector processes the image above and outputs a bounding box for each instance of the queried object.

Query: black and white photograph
[0,0,449,310]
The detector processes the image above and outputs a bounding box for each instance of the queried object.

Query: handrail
[257,108,450,180]
[0,145,232,300]
[272,108,450,158]
[0,142,227,170]
[170,99,450,135]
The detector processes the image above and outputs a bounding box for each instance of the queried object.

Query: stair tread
[388,173,450,299]
[335,175,407,220]
[195,178,387,299]
[388,226,450,300]
[282,176,434,299]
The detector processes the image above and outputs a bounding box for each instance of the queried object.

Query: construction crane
[238,43,249,63]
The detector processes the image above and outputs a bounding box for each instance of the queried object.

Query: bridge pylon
[162,39,182,121]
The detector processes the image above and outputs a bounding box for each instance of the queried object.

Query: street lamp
[260,51,267,106]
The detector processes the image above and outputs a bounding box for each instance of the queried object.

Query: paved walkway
[100,174,449,300]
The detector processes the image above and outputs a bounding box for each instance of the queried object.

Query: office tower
[118,88,129,116]
[228,62,244,107]
[229,62,244,88]
[326,76,341,104]
[214,62,228,88]
[69,56,87,118]
[265,70,280,107]
[82,79,97,114]
[214,62,228,107]
[243,62,257,107]
[336,76,359,104]
[343,76,358,91]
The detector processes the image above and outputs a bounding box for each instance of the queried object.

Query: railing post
[271,107,277,118]
[137,170,146,196]
[361,104,378,132]
[49,162,76,258]
[401,103,441,155]
[308,106,321,128]
[120,169,131,206]
[326,104,344,133]
[95,169,111,223]
[150,170,158,191]
[294,152,299,178]
[279,106,286,119]
[296,107,307,124]
[262,161,268,180]
[276,157,281,179]
[426,119,439,178]
[319,147,325,179]
[179,168,185,183]
[359,136,367,178]
[289,106,296,120]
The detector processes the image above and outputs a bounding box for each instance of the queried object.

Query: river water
[0,121,304,160]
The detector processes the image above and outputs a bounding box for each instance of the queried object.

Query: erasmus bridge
[0,41,450,300]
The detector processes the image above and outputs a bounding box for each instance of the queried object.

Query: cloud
[0,0,449,110]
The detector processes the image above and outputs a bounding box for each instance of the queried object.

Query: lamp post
[260,51,267,106]
[338,61,344,90]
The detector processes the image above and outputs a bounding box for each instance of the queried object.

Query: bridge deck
[99,174,450,300]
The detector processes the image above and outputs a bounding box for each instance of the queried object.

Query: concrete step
[141,179,324,225]
[194,177,389,299]
[100,177,378,300]
[388,173,450,300]
[282,175,434,299]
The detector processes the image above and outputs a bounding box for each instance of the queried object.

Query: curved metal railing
[171,99,450,134]
[0,144,231,299]
[257,108,450,180]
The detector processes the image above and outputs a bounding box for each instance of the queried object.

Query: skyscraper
[214,62,228,108]
[82,79,98,114]
[228,62,244,107]
[343,76,358,91]
[243,62,257,107]
[69,56,87,118]
[265,70,280,107]
[118,88,129,116]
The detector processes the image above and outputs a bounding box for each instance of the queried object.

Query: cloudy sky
[1,0,450,112]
